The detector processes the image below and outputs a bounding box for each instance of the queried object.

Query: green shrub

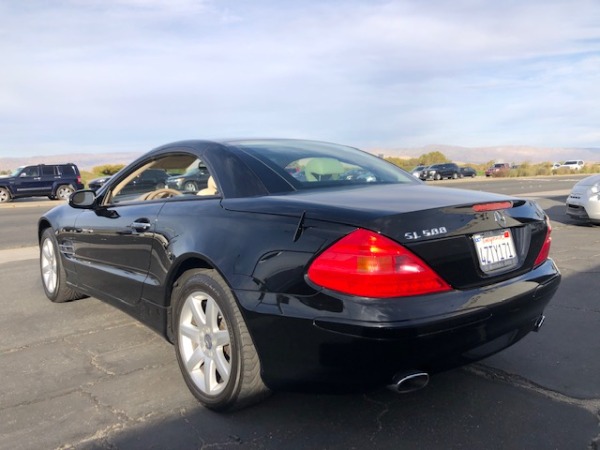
[95,164,125,176]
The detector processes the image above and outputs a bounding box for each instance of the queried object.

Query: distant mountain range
[1,145,599,172]
[376,144,600,165]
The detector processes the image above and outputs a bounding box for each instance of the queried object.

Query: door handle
[130,220,152,232]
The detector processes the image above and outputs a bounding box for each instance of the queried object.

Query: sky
[1,0,600,157]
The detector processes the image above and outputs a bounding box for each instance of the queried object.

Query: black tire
[172,269,270,411]
[55,184,75,200]
[452,172,458,179]
[0,187,11,203]
[434,173,442,181]
[40,228,87,303]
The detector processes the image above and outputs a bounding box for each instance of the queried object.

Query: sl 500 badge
[405,227,448,240]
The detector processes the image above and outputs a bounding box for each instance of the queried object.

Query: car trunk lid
[222,184,550,289]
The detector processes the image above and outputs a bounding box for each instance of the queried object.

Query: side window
[21,166,39,177]
[60,165,75,176]
[106,155,213,205]
[41,166,55,176]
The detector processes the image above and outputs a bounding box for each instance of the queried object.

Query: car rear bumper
[238,259,561,392]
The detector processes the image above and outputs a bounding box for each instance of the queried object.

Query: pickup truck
[485,163,511,177]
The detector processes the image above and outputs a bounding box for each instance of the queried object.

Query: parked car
[459,166,477,178]
[88,175,113,191]
[0,163,83,203]
[410,165,427,178]
[560,160,584,171]
[485,163,511,177]
[341,168,377,182]
[566,174,600,224]
[419,163,460,180]
[38,139,559,411]
[90,169,169,194]
[167,163,211,192]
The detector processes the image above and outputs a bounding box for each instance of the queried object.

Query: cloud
[1,0,599,155]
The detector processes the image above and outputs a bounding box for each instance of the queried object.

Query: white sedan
[566,174,600,224]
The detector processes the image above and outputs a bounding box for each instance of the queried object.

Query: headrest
[207,176,216,191]
[305,158,344,181]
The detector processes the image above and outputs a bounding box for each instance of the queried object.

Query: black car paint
[460,166,477,178]
[39,139,560,393]
[419,163,460,180]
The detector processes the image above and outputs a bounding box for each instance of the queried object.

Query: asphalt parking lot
[0,183,599,449]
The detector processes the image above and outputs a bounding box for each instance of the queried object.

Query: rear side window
[233,140,417,190]
[60,165,77,175]
[41,166,56,176]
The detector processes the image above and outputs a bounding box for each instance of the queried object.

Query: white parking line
[516,189,571,198]
[0,246,38,264]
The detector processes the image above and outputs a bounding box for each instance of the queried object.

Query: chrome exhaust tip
[387,371,430,394]
[533,315,546,332]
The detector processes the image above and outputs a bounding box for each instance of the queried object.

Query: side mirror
[69,190,96,209]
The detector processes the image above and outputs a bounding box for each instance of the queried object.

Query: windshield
[231,140,416,190]
[10,167,24,177]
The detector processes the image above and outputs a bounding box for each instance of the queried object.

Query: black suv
[166,164,211,192]
[419,163,460,181]
[0,163,84,203]
[88,168,169,192]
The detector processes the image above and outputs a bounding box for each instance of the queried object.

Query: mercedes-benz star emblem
[494,210,507,228]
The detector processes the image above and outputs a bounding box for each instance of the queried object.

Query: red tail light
[472,201,512,212]
[307,229,451,298]
[534,217,552,266]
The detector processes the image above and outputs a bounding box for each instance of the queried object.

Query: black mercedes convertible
[38,139,560,410]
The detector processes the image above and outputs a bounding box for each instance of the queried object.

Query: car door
[72,201,164,306]
[40,165,59,193]
[70,153,199,307]
[13,165,44,195]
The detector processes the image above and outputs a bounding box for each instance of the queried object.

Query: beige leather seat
[304,158,345,182]
[197,176,218,196]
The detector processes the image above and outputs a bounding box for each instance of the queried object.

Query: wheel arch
[0,185,13,200]
[38,219,52,244]
[164,254,225,342]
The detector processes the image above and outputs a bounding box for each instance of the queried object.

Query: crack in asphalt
[468,364,600,414]
[55,390,127,450]
[467,364,600,449]
[361,393,391,443]
[179,408,207,448]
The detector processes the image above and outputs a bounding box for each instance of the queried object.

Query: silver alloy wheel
[0,187,10,203]
[184,181,197,192]
[178,291,231,396]
[56,185,74,200]
[41,238,58,295]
